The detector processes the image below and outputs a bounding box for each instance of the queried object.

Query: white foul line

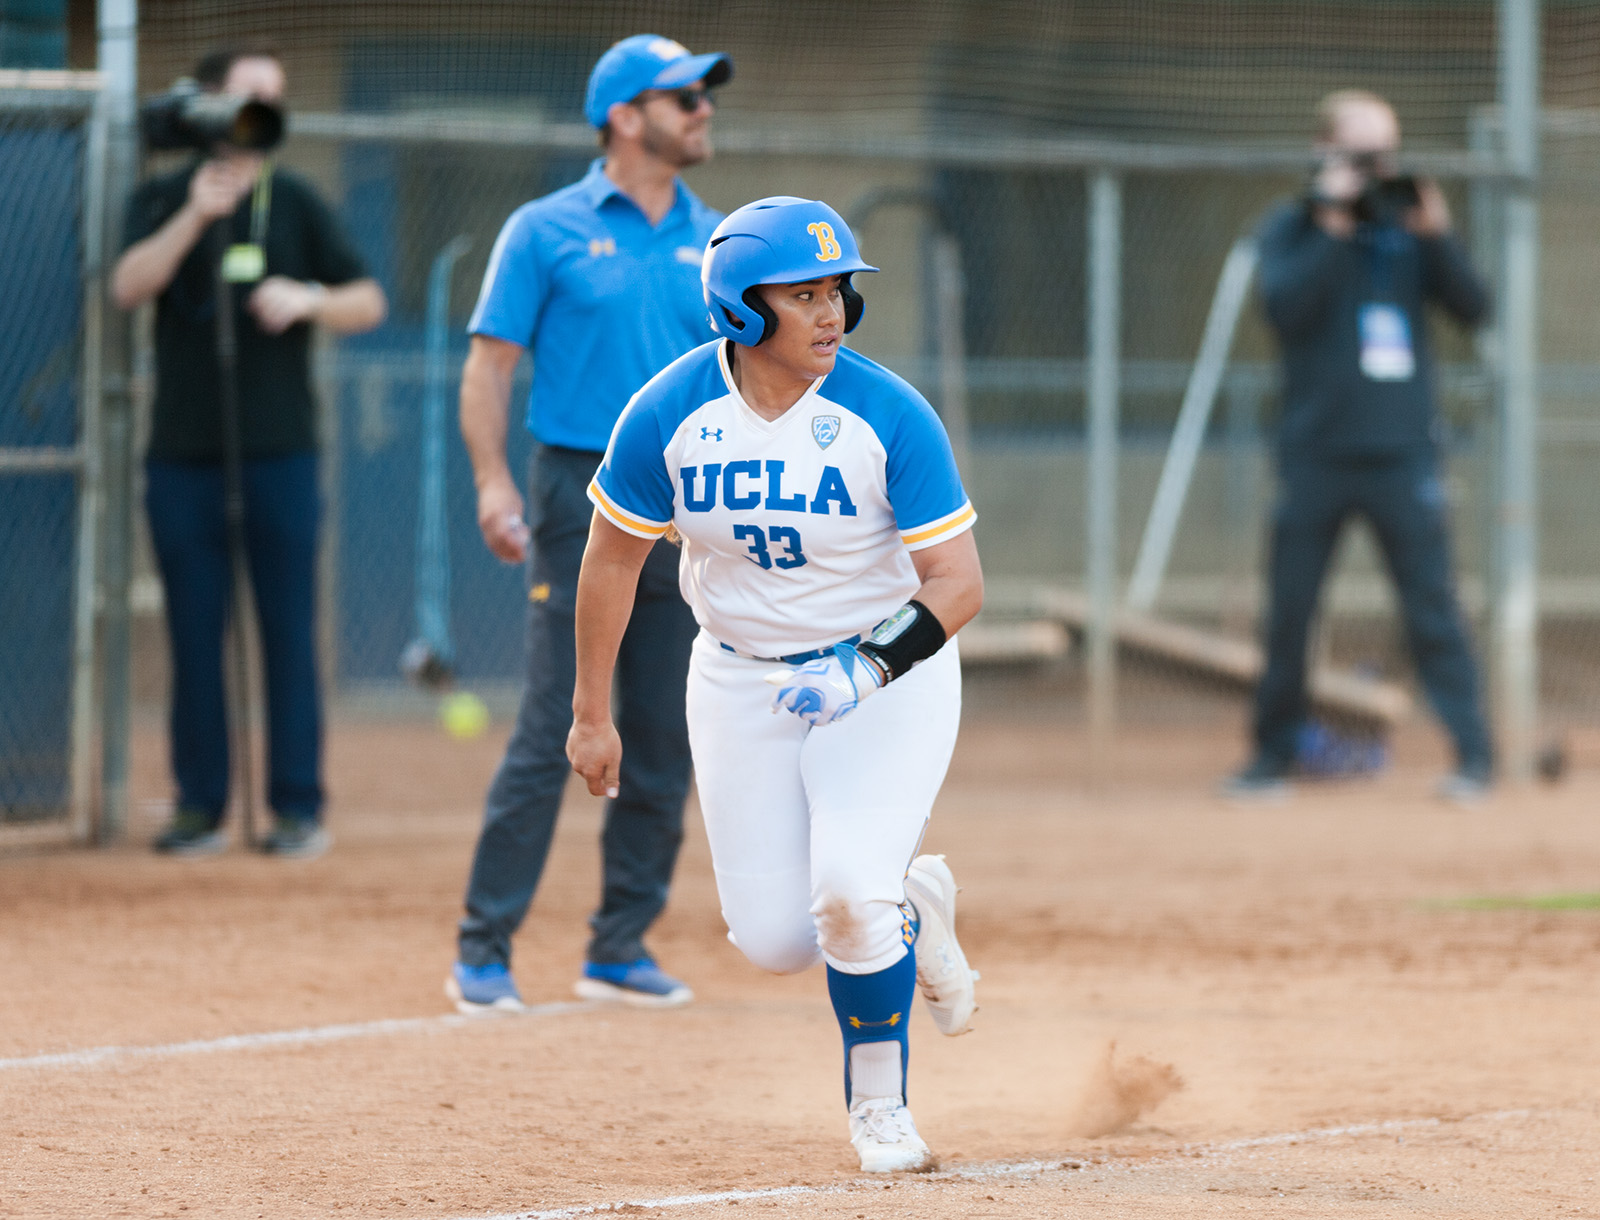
[459,1108,1538,1220]
[0,1015,1541,1217]
[0,1001,591,1072]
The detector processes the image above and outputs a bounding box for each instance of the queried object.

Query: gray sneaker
[153,809,226,856]
[1437,766,1491,807]
[1220,756,1292,801]
[259,817,331,859]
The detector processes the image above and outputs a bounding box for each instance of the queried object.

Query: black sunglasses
[634,86,715,114]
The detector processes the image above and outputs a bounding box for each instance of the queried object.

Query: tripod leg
[213,222,257,848]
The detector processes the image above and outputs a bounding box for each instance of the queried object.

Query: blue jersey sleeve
[886,394,976,550]
[589,395,675,539]
[467,204,548,346]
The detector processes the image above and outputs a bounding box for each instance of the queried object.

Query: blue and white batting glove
[764,643,886,727]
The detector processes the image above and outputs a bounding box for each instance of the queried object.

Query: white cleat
[848,1097,937,1173]
[903,853,978,1036]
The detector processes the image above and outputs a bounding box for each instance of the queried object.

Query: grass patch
[1435,892,1600,911]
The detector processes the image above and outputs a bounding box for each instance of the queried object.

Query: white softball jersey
[589,339,976,659]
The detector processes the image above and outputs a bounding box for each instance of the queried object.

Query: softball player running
[568,197,982,1172]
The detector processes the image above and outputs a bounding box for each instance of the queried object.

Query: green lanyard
[249,161,274,248]
[222,161,274,284]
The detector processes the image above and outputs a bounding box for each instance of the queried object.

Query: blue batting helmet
[702,197,878,346]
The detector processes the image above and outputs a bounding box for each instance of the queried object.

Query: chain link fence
[56,0,1600,813]
[147,7,1587,742]
[273,138,1562,734]
[0,72,103,844]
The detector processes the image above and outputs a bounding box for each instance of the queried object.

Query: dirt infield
[4,681,1600,1219]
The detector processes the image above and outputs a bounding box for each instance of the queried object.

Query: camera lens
[228,100,284,152]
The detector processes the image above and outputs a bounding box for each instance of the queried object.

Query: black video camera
[141,80,284,153]
[1353,179,1421,227]
[1309,150,1422,226]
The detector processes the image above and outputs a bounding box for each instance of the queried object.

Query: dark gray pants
[1253,456,1493,771]
[457,445,698,969]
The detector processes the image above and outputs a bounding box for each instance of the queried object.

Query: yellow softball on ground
[440,691,490,740]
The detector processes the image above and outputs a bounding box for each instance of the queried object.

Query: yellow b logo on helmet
[807,221,842,262]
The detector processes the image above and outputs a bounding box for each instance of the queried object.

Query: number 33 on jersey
[589,339,975,661]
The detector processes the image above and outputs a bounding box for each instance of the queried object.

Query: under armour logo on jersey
[812,415,840,449]
[700,427,723,442]
[587,237,617,258]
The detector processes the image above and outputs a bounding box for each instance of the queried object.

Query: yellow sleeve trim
[900,503,976,547]
[588,480,671,539]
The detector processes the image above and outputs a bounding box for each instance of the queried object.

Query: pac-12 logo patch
[812,415,841,449]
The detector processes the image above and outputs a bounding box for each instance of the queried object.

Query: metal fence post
[71,76,111,844]
[97,0,138,840]
[1495,0,1541,782]
[1086,169,1121,762]
[1467,106,1504,660]
[1126,237,1258,612]
[929,231,972,479]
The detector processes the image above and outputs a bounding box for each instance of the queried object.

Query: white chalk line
[0,1001,592,1072]
[0,1015,1542,1216]
[460,1107,1540,1220]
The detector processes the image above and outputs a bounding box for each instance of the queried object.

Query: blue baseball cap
[584,34,733,129]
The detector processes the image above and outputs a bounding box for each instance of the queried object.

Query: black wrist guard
[856,600,947,684]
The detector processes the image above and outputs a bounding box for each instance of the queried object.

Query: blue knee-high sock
[826,915,918,1107]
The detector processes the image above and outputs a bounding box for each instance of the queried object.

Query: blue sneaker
[574,958,693,1007]
[1294,721,1387,779]
[445,961,526,1016]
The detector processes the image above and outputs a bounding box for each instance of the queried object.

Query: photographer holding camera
[1224,89,1495,803]
[113,45,386,856]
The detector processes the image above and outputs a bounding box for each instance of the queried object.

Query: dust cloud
[1067,1040,1185,1138]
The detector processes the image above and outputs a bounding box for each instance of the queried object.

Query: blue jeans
[1253,456,1492,771]
[144,454,324,824]
[458,446,698,968]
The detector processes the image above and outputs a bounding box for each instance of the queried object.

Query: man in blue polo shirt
[446,35,732,1013]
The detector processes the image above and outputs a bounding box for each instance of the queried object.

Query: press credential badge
[1359,303,1415,381]
[222,165,274,284]
[221,243,265,283]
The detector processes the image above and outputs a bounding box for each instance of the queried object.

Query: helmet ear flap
[841,274,865,334]
[739,285,779,345]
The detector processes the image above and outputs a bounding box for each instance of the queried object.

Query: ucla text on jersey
[676,461,857,518]
[590,341,975,658]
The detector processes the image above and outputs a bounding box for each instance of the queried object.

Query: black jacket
[123,163,369,462]
[1255,200,1489,466]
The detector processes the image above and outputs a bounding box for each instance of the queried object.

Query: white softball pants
[685,630,962,976]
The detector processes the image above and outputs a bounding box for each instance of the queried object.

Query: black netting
[0,101,85,824]
[85,3,1600,750]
